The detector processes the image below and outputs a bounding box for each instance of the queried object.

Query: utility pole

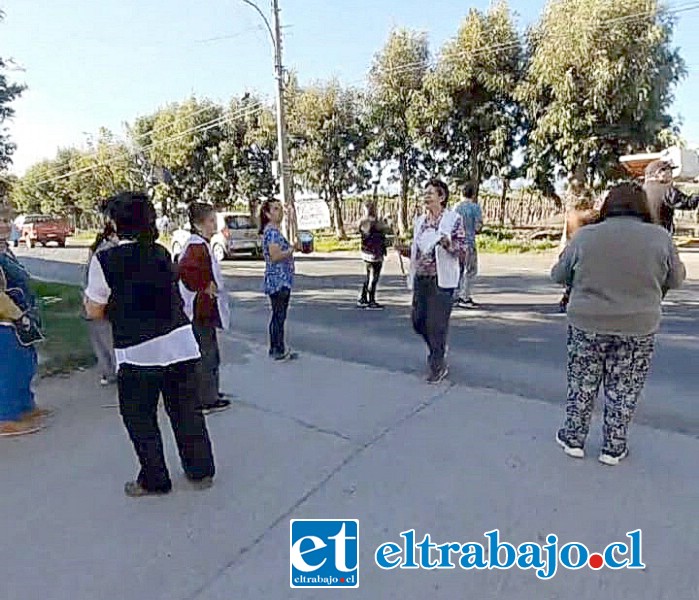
[271,0,297,244]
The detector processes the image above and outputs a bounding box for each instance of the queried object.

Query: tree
[288,80,370,239]
[0,10,25,172]
[131,97,226,214]
[518,0,686,189]
[366,29,430,235]
[420,2,523,199]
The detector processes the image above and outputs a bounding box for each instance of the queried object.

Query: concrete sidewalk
[1,333,697,600]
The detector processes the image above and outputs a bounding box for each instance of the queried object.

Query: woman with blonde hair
[552,182,686,465]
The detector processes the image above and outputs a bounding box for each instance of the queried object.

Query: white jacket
[408,210,461,290]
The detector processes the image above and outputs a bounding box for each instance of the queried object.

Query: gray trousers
[87,319,116,380]
[193,324,221,408]
[411,276,455,375]
[457,246,478,301]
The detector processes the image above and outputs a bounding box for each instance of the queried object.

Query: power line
[33,103,265,187]
[363,1,699,84]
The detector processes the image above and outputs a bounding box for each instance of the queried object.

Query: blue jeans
[0,326,37,421]
[269,287,291,356]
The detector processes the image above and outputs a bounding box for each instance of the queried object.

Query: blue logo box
[290,519,359,588]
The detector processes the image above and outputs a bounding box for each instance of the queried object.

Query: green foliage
[419,2,523,197]
[7,0,688,240]
[366,28,431,235]
[518,0,686,187]
[288,79,370,238]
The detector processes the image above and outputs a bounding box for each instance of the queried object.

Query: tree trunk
[398,155,409,237]
[331,190,346,240]
[498,179,510,228]
[469,137,482,201]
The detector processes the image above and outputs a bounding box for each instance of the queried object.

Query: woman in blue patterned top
[260,199,297,361]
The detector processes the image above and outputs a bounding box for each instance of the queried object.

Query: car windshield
[224,215,254,230]
[25,215,52,223]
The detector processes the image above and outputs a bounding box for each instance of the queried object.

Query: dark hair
[104,191,158,244]
[90,221,116,254]
[463,182,476,199]
[599,182,652,224]
[426,178,449,206]
[259,199,281,234]
[188,202,216,231]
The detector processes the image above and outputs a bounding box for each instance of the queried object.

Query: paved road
[16,243,699,437]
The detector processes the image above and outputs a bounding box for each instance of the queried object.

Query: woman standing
[0,203,47,437]
[260,199,297,361]
[395,179,466,383]
[84,192,215,496]
[85,222,119,385]
[356,201,389,310]
[552,183,686,465]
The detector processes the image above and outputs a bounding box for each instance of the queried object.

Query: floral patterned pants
[560,325,655,456]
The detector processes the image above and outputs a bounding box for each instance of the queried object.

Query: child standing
[85,222,119,385]
[178,203,232,414]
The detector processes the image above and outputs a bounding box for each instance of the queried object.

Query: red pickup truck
[20,214,72,248]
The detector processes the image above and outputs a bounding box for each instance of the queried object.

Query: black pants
[269,287,291,356]
[411,276,455,374]
[359,260,383,303]
[117,359,215,492]
[193,324,220,407]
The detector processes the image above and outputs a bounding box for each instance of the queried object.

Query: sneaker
[274,349,299,361]
[598,448,629,466]
[124,481,170,498]
[188,476,214,490]
[426,366,449,384]
[366,301,384,310]
[356,299,369,308]
[556,430,585,458]
[201,399,232,415]
[0,420,43,437]
[100,376,117,386]
[464,298,480,309]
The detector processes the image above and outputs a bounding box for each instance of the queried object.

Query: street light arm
[240,0,276,52]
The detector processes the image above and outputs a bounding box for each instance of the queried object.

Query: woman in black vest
[84,192,215,497]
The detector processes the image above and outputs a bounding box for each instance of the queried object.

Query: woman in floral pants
[551,183,686,465]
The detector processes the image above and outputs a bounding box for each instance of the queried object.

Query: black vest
[97,242,190,349]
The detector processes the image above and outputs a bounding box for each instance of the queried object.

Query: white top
[84,244,201,370]
[408,210,461,290]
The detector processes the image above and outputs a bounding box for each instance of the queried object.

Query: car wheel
[57,239,66,248]
[213,243,226,262]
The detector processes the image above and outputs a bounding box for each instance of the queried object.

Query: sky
[3,0,699,176]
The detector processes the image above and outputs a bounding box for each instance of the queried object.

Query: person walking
[453,183,483,309]
[260,198,297,361]
[177,202,232,414]
[643,159,699,233]
[83,192,215,496]
[396,179,466,383]
[356,201,390,310]
[551,183,686,466]
[84,222,119,385]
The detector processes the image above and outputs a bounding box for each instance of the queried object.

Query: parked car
[20,214,72,248]
[170,211,261,262]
